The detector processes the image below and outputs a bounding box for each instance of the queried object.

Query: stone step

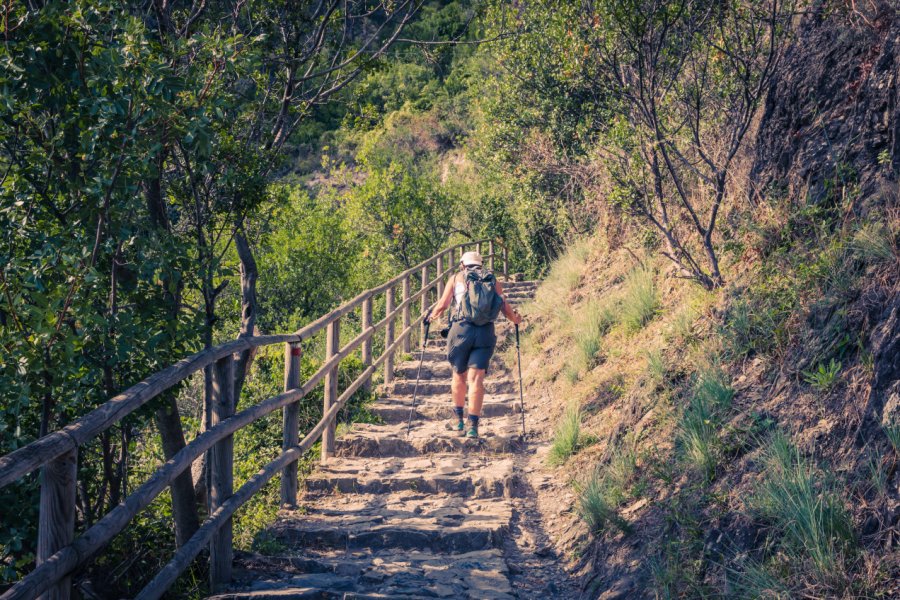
[215,548,514,600]
[371,394,521,423]
[389,379,516,396]
[304,455,519,498]
[335,416,524,457]
[272,494,511,553]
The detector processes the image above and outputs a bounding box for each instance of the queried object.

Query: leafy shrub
[749,431,855,583]
[621,267,659,332]
[548,404,583,465]
[802,359,841,392]
[676,367,734,480]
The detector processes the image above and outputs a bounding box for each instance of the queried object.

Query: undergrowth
[676,366,734,481]
[748,430,856,588]
[621,267,659,332]
[548,403,584,466]
[575,442,636,535]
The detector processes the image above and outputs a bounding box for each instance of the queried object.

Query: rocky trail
[207,280,581,600]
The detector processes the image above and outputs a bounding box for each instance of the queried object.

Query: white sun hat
[460,251,483,267]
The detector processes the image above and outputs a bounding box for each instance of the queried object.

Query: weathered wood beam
[280,343,302,507]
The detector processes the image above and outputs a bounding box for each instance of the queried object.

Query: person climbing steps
[426,250,523,440]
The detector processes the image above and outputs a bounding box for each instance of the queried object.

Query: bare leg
[451,371,467,412]
[467,368,486,417]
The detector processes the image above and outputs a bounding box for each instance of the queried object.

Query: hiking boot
[466,426,479,439]
[455,420,465,435]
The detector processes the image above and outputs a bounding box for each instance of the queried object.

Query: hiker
[425,250,523,439]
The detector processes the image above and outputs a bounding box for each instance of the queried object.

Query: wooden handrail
[0,237,509,600]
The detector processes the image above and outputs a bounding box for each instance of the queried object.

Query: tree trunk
[233,230,259,401]
[154,397,200,547]
[144,169,201,546]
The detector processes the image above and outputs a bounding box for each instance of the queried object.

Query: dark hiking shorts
[447,320,497,373]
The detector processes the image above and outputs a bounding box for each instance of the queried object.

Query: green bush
[548,404,583,466]
[621,267,659,332]
[749,431,855,583]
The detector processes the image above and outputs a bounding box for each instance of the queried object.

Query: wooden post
[37,448,76,600]
[489,240,495,272]
[209,355,235,591]
[280,342,302,508]
[361,297,373,393]
[458,245,464,265]
[476,241,482,255]
[322,318,340,463]
[436,255,444,302]
[503,246,509,281]
[401,275,411,354]
[420,265,429,346]
[384,287,395,385]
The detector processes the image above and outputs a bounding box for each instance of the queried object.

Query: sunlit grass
[548,403,583,466]
[749,431,855,584]
[621,267,659,332]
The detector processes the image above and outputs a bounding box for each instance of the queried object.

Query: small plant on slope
[572,299,617,371]
[749,431,855,586]
[676,367,734,481]
[621,267,660,332]
[802,358,841,392]
[575,443,636,536]
[884,421,900,454]
[548,404,583,466]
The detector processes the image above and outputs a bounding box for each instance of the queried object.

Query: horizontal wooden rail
[0,237,510,600]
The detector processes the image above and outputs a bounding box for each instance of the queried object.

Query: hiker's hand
[510,310,523,325]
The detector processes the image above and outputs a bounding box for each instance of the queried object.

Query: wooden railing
[0,238,510,600]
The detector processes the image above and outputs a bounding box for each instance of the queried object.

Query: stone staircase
[207,281,546,600]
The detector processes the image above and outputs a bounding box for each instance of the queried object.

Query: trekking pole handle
[515,323,520,348]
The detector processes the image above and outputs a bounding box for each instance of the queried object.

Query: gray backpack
[456,268,503,326]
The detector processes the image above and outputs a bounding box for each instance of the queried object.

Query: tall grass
[883,422,900,453]
[646,348,666,387]
[851,221,895,264]
[575,443,636,535]
[676,367,734,480]
[572,299,617,370]
[532,238,591,317]
[727,558,791,599]
[621,267,659,332]
[749,431,855,584]
[548,404,582,466]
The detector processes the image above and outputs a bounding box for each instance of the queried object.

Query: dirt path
[207,281,582,599]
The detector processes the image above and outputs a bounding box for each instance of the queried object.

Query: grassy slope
[514,216,899,597]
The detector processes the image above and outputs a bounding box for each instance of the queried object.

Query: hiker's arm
[495,280,523,325]
[427,274,455,322]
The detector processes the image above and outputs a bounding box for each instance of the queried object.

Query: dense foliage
[5,0,891,597]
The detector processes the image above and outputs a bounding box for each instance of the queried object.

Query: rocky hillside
[513,4,900,598]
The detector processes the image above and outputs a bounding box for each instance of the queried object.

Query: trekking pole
[406,316,431,437]
[515,323,526,440]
